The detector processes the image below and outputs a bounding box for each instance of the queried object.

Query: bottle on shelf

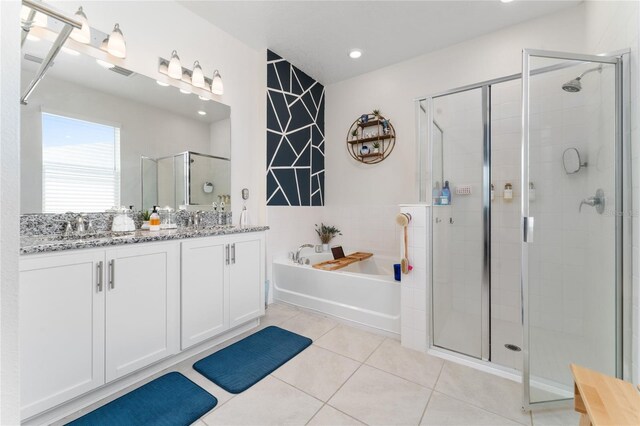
[441,181,451,205]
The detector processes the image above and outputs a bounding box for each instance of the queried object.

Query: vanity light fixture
[349,49,362,59]
[191,61,205,88]
[69,7,90,44]
[96,59,115,69]
[107,23,126,58]
[156,80,170,87]
[168,50,183,79]
[26,34,40,42]
[211,69,224,95]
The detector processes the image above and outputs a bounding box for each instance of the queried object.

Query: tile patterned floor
[58,303,580,426]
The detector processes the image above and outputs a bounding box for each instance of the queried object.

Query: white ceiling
[179,0,581,84]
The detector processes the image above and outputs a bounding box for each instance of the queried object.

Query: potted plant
[141,210,151,230]
[351,128,359,140]
[372,109,380,118]
[372,140,381,154]
[315,223,342,251]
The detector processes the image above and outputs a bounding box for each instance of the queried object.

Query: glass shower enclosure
[418,48,629,409]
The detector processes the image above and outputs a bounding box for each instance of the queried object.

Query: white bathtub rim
[273,257,399,284]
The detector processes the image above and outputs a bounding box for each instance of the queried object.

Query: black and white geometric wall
[266,50,325,206]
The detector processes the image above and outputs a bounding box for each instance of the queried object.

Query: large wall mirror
[20,34,231,214]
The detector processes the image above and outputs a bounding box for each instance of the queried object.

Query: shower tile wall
[490,79,523,371]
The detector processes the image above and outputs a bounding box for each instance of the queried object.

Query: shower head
[562,78,582,93]
[561,65,603,93]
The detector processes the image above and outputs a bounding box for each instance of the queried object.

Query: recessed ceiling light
[179,88,191,94]
[61,46,80,56]
[349,49,362,59]
[500,0,514,3]
[197,110,207,116]
[156,80,170,87]
[96,59,115,69]
[198,95,210,101]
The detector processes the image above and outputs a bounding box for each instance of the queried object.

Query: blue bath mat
[193,326,312,393]
[66,372,217,426]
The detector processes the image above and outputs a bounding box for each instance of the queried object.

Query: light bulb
[191,60,205,88]
[70,7,91,44]
[107,23,126,58]
[211,69,224,95]
[168,50,183,79]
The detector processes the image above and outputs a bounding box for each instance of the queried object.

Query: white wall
[1,1,21,423]
[323,4,592,257]
[20,74,212,212]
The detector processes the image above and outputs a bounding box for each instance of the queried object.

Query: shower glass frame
[521,48,628,410]
[417,48,630,411]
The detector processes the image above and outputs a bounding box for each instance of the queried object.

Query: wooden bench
[571,364,640,426]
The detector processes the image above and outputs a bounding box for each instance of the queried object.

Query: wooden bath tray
[312,252,373,271]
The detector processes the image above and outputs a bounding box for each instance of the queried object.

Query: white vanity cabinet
[20,251,106,419]
[20,230,265,421]
[19,242,180,418]
[181,232,265,349]
[104,244,180,381]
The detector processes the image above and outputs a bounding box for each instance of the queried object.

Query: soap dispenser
[149,206,161,232]
[504,183,513,200]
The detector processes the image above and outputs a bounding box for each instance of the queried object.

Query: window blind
[42,113,121,213]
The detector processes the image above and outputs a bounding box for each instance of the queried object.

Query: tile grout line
[417,384,436,425]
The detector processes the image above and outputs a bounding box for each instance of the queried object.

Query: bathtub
[273,253,400,335]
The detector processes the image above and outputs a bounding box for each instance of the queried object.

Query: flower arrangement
[315,223,342,244]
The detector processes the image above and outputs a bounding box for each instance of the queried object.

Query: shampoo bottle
[149,206,160,232]
[441,181,451,205]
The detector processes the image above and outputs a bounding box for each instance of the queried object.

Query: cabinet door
[20,251,105,419]
[228,233,265,328]
[181,237,228,349]
[105,243,179,382]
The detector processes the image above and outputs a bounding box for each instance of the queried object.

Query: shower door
[521,49,623,408]
[429,87,491,360]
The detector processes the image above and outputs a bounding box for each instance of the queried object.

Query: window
[41,113,120,213]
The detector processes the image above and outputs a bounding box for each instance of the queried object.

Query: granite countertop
[20,225,270,255]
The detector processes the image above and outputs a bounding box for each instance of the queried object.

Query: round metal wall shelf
[346,113,396,165]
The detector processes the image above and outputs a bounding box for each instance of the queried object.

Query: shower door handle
[523,216,534,243]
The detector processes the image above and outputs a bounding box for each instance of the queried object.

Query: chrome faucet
[579,188,605,214]
[294,244,314,264]
[189,211,202,229]
[75,215,87,235]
